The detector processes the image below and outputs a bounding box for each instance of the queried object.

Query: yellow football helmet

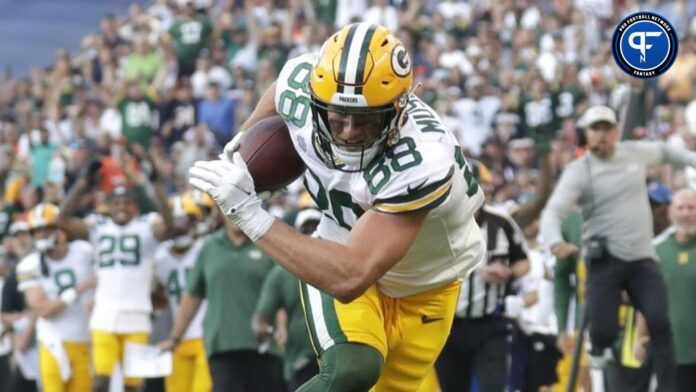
[170,195,202,220]
[309,23,413,171]
[185,189,215,211]
[26,203,60,231]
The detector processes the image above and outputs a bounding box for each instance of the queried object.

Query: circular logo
[391,44,412,77]
[611,12,678,79]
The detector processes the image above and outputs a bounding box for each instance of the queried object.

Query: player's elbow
[330,273,371,304]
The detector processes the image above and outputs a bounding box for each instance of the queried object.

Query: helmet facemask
[310,93,407,172]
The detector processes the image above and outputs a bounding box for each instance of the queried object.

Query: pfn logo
[612,12,678,79]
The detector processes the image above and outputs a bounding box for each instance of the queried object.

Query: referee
[540,105,696,390]
[436,187,530,391]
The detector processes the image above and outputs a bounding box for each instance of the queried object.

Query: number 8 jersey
[276,53,486,297]
[87,213,160,333]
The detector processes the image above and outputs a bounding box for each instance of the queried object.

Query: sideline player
[154,195,211,392]
[189,23,485,391]
[17,204,95,392]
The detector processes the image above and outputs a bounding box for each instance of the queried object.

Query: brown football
[236,115,306,192]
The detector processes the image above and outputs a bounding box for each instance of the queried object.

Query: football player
[58,164,174,392]
[154,195,211,392]
[189,23,485,391]
[17,204,95,392]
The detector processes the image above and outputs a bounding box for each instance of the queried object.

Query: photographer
[540,105,696,391]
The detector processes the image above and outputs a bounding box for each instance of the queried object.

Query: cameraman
[540,105,696,391]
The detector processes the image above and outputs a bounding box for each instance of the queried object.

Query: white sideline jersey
[87,213,160,333]
[17,240,94,342]
[275,53,486,297]
[153,239,207,340]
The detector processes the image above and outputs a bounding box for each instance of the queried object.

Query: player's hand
[479,262,513,283]
[156,338,177,353]
[75,276,97,294]
[556,332,576,356]
[633,335,650,362]
[188,153,274,241]
[79,159,102,188]
[219,131,245,162]
[551,242,580,259]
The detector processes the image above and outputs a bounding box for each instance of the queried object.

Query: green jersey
[169,16,213,64]
[186,229,278,356]
[118,98,154,148]
[256,266,314,381]
[654,231,696,364]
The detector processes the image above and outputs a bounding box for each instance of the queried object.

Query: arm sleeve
[16,256,42,292]
[540,161,585,249]
[627,140,696,167]
[185,245,206,298]
[255,266,284,318]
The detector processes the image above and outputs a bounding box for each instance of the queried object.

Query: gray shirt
[541,141,696,261]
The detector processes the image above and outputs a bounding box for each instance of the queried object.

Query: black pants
[676,364,696,392]
[436,317,510,392]
[208,350,287,392]
[587,257,675,391]
[603,360,652,392]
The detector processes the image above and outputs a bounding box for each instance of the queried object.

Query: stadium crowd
[1,0,696,391]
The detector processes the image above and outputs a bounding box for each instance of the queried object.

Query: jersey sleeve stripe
[374,170,454,213]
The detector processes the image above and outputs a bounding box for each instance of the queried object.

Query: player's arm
[23,286,69,318]
[257,209,427,303]
[157,293,203,352]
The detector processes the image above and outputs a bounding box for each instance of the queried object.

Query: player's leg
[165,340,196,392]
[297,283,386,391]
[91,330,120,392]
[373,280,461,392]
[38,343,66,392]
[191,339,212,392]
[122,332,149,391]
[65,342,92,392]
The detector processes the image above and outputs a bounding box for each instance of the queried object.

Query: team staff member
[253,208,322,390]
[638,189,696,391]
[158,218,285,392]
[541,105,696,390]
[17,204,95,392]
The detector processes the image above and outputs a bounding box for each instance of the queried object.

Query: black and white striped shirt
[456,205,528,318]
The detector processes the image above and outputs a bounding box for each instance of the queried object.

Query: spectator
[639,188,696,392]
[540,105,696,390]
[124,33,164,88]
[161,218,286,392]
[117,80,157,149]
[159,79,197,150]
[190,54,232,99]
[167,1,213,77]
[197,82,235,148]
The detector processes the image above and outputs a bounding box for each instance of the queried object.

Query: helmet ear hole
[381,39,389,47]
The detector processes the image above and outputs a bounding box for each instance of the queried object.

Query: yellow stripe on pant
[302,280,460,392]
[166,338,212,392]
[39,342,91,392]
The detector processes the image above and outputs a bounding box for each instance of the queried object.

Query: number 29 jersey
[87,213,160,317]
[275,53,486,298]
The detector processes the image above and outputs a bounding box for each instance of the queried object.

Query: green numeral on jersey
[305,170,363,230]
[454,146,479,197]
[98,234,141,268]
[54,269,76,294]
[364,137,422,194]
[278,63,312,127]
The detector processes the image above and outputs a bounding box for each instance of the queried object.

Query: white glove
[504,295,524,318]
[60,288,78,306]
[188,153,274,241]
[219,131,245,162]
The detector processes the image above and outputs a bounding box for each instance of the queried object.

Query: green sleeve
[255,266,285,318]
[186,243,207,297]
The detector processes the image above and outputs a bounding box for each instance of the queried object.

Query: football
[237,115,306,193]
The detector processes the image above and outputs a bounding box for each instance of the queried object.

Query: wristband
[60,288,78,306]
[230,206,275,242]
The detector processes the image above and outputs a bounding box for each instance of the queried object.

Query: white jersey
[153,239,207,340]
[87,213,160,332]
[17,241,94,342]
[276,53,486,297]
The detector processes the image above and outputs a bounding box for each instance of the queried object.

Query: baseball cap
[9,220,30,235]
[580,105,617,128]
[294,208,322,230]
[648,182,672,204]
